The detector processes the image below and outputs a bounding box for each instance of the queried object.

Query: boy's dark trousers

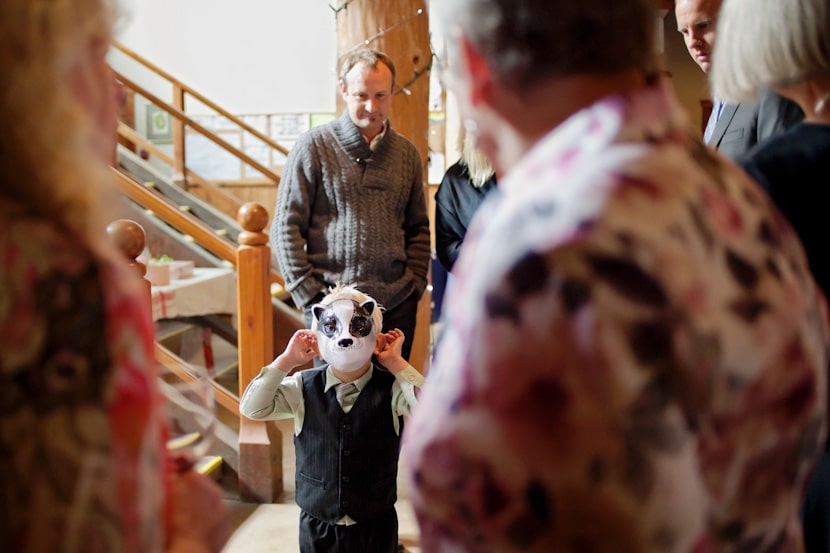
[299,508,398,553]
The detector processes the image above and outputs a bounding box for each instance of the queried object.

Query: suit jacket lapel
[710,103,738,147]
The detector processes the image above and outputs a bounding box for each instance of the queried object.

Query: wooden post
[235,202,283,502]
[172,83,187,190]
[335,0,433,374]
[106,219,152,309]
[117,84,137,155]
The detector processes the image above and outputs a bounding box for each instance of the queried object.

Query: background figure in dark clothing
[711,0,830,550]
[434,127,498,273]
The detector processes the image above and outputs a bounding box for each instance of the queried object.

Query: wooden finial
[237,203,269,246]
[106,219,148,277]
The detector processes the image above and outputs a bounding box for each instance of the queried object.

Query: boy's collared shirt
[240,363,422,437]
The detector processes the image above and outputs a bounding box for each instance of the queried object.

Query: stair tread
[195,455,223,479]
[155,319,197,342]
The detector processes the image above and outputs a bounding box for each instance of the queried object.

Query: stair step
[195,455,223,480]
[156,319,195,336]
[213,361,239,380]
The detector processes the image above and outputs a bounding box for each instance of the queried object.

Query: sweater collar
[332,111,387,163]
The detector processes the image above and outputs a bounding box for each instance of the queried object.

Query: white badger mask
[312,298,378,373]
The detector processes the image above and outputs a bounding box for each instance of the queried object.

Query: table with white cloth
[151,267,237,322]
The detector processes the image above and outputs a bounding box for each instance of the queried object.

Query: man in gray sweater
[272,49,430,360]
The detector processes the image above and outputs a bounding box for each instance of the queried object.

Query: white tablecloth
[151,267,237,321]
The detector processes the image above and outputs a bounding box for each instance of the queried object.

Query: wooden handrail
[235,202,282,502]
[111,167,285,289]
[106,210,281,499]
[106,218,240,416]
[114,71,282,185]
[113,41,289,157]
[118,122,244,219]
[119,122,173,165]
[156,343,240,415]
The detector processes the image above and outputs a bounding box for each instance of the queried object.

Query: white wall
[114,0,338,115]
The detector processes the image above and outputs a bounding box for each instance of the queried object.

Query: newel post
[106,219,152,311]
[235,202,283,502]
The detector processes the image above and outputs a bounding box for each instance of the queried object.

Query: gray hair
[431,0,658,90]
[711,0,830,103]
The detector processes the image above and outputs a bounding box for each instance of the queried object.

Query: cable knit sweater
[272,112,430,310]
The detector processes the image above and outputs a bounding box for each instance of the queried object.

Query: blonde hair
[0,0,118,242]
[457,126,495,188]
[317,284,384,331]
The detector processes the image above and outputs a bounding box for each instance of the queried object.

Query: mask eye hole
[350,316,372,337]
[319,313,339,338]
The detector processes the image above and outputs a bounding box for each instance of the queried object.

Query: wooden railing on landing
[114,71,283,185]
[111,41,286,219]
[112,166,285,290]
[107,209,283,502]
[117,122,244,219]
[113,41,289,158]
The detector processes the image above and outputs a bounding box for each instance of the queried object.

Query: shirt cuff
[395,364,424,388]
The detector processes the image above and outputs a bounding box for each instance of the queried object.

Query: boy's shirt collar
[324,364,374,393]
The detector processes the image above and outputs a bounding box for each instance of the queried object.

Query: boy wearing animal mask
[240,284,424,553]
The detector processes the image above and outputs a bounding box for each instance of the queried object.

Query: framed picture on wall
[146,104,173,144]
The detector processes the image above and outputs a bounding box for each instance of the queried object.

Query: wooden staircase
[106,208,295,503]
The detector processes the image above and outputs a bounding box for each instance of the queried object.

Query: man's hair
[338,49,397,91]
[711,0,830,103]
[432,0,657,90]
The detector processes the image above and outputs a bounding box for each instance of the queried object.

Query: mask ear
[312,304,327,323]
[359,300,376,317]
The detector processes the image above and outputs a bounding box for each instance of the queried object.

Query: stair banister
[106,218,152,306]
[235,202,283,502]
[113,71,282,186]
[112,41,289,157]
[117,123,245,219]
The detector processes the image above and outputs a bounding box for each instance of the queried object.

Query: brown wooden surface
[336,0,432,373]
[106,218,152,308]
[172,84,187,187]
[235,203,281,502]
[111,167,286,289]
[156,343,240,415]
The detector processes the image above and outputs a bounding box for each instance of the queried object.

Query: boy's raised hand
[375,328,408,373]
[272,329,319,372]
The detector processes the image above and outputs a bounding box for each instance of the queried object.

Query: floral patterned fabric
[0,199,166,552]
[404,82,829,553]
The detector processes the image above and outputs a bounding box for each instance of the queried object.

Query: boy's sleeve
[392,364,423,418]
[239,366,304,422]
